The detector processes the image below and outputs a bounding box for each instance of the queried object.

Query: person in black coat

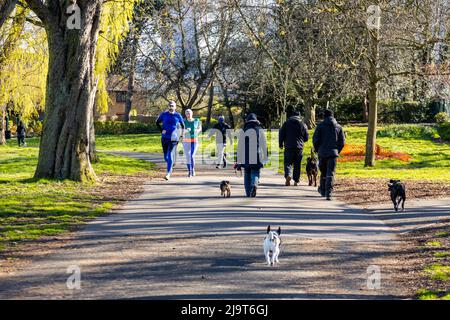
[17,121,26,147]
[312,110,345,200]
[209,116,232,168]
[236,113,268,197]
[279,110,309,186]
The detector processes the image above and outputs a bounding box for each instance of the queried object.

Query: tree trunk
[89,94,99,163]
[206,80,214,128]
[304,98,316,129]
[219,80,234,128]
[124,29,138,123]
[0,105,6,145]
[224,90,235,129]
[34,1,102,182]
[365,28,380,167]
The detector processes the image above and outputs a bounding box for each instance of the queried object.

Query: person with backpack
[312,110,346,201]
[279,110,309,186]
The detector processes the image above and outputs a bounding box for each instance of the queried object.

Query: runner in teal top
[183,109,202,177]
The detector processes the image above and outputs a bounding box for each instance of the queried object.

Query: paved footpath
[0,152,449,299]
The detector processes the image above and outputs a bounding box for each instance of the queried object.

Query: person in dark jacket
[312,110,345,200]
[236,113,268,197]
[279,110,309,186]
[17,121,26,147]
[209,116,232,169]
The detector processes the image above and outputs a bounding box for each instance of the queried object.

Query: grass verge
[0,142,157,263]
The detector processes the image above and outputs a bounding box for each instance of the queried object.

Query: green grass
[434,252,450,258]
[424,264,450,281]
[426,241,443,248]
[0,141,156,251]
[96,134,162,153]
[417,289,450,300]
[435,232,449,238]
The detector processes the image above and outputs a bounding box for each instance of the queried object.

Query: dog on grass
[220,181,231,198]
[263,226,281,266]
[388,180,406,212]
[306,149,319,187]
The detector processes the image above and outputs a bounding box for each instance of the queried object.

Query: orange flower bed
[339,144,411,162]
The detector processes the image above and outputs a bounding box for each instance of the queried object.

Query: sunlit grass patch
[417,289,450,300]
[424,264,450,281]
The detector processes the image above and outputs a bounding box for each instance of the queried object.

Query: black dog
[306,150,319,187]
[220,181,231,198]
[388,180,406,212]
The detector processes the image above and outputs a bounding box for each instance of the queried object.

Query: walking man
[236,113,268,197]
[279,109,309,186]
[312,110,346,201]
[209,115,232,169]
[156,101,185,180]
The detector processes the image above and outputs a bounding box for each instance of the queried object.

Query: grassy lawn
[0,141,156,253]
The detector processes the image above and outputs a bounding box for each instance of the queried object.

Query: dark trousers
[284,149,303,183]
[17,135,25,147]
[319,156,337,196]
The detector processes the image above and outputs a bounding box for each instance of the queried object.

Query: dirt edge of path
[0,171,161,275]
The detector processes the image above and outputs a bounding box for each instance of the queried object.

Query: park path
[0,152,449,299]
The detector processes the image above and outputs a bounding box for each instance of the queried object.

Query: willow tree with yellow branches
[0,0,139,181]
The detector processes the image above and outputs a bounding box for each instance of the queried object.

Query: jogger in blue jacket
[156,101,185,180]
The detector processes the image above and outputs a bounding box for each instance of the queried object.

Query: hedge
[437,122,450,141]
[95,121,159,135]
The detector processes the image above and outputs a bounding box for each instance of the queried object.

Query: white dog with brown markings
[263,225,281,266]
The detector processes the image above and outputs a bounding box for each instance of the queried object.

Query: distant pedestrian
[17,121,26,147]
[236,113,268,197]
[209,116,232,169]
[156,101,185,180]
[279,110,309,186]
[312,110,345,201]
[183,109,202,177]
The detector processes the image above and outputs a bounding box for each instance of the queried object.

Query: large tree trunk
[304,97,316,129]
[365,28,380,167]
[34,1,102,182]
[0,105,6,145]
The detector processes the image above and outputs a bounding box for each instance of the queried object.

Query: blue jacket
[156,111,185,141]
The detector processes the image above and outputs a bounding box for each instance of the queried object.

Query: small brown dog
[220,181,231,198]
